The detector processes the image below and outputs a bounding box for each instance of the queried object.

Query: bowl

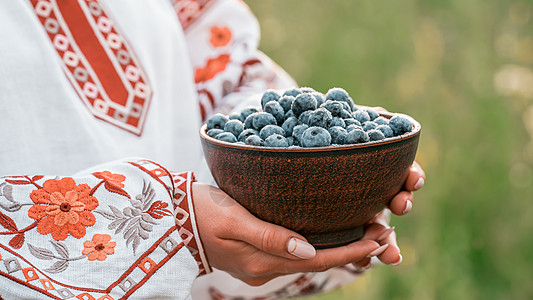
[200,113,421,248]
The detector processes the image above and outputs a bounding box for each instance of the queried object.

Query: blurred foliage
[245,1,533,299]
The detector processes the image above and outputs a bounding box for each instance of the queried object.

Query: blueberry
[228,112,244,122]
[238,128,259,142]
[292,93,317,117]
[264,134,289,147]
[252,112,277,130]
[292,124,309,145]
[329,126,348,145]
[376,125,394,138]
[207,128,224,138]
[340,109,352,119]
[259,125,285,140]
[389,115,412,135]
[367,129,385,141]
[206,113,228,130]
[216,132,237,143]
[340,101,352,112]
[310,92,325,108]
[344,118,361,127]
[362,121,378,132]
[325,87,355,111]
[321,100,343,117]
[281,117,299,136]
[330,117,346,128]
[244,112,259,129]
[261,89,281,109]
[299,87,316,93]
[364,108,379,121]
[245,135,264,146]
[301,126,331,147]
[285,109,296,119]
[346,124,362,133]
[224,119,244,137]
[264,101,285,124]
[286,136,294,146]
[278,96,295,113]
[345,128,369,144]
[374,116,389,126]
[283,87,302,98]
[298,110,313,125]
[240,107,260,120]
[308,107,333,128]
[353,110,371,123]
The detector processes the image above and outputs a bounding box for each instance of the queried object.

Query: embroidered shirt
[0,0,364,299]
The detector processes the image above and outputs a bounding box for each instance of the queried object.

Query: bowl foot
[305,226,365,249]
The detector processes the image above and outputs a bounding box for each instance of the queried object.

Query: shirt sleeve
[175,0,297,121]
[0,158,209,300]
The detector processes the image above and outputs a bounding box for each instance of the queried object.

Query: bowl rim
[200,112,421,153]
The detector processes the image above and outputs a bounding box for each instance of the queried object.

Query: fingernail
[377,227,395,242]
[414,177,425,190]
[392,254,403,266]
[287,237,316,259]
[403,200,412,215]
[367,244,389,257]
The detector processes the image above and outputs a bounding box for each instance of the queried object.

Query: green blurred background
[244,1,533,299]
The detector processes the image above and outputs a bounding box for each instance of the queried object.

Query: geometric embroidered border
[173,0,216,31]
[171,171,211,275]
[0,226,183,299]
[29,0,152,136]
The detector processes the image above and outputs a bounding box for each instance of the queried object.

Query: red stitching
[107,225,177,292]
[121,241,184,299]
[0,270,62,300]
[0,225,177,294]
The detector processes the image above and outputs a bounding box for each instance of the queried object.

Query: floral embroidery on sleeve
[194,53,231,83]
[210,26,232,47]
[93,181,172,255]
[0,159,193,299]
[93,170,129,198]
[82,234,116,261]
[28,177,98,241]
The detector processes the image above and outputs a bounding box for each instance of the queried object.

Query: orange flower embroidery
[82,234,116,261]
[210,26,232,47]
[194,54,230,83]
[28,178,98,241]
[93,171,126,188]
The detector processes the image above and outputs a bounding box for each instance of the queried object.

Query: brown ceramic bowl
[200,113,421,249]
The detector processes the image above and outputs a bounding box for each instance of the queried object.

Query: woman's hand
[354,160,426,269]
[192,182,386,286]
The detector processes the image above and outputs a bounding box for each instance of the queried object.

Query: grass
[244,1,533,299]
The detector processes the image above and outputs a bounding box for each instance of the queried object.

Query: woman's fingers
[404,161,426,191]
[389,190,414,216]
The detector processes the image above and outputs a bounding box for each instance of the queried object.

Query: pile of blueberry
[205,87,413,148]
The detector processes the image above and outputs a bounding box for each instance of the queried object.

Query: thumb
[233,210,316,260]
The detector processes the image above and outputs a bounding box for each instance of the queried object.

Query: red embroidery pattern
[82,234,116,261]
[0,227,183,299]
[210,26,232,47]
[195,54,231,84]
[28,177,98,241]
[29,0,153,136]
[174,0,216,30]
[0,160,188,299]
[171,171,211,275]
